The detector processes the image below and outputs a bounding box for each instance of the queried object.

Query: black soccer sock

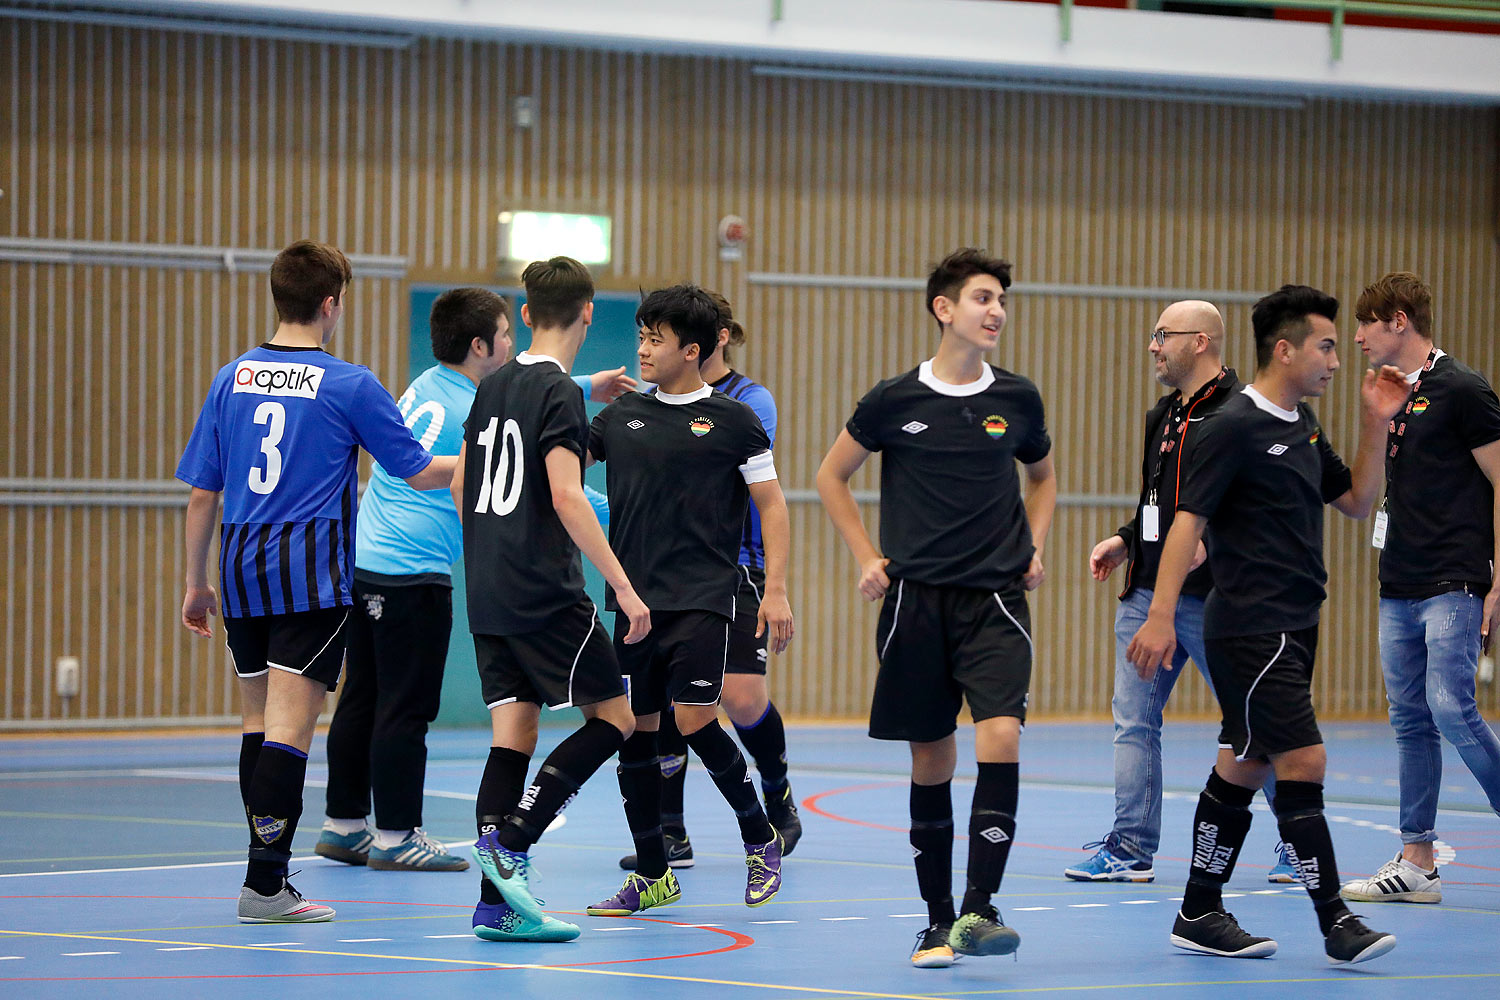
[618,729,668,878]
[496,717,624,853]
[657,708,689,833]
[1273,780,1349,934]
[961,762,1019,915]
[476,745,531,905]
[1181,769,1257,919]
[734,701,790,792]
[239,730,264,821]
[243,741,308,895]
[910,780,956,927]
[683,720,776,845]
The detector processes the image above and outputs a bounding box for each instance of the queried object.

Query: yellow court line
[0,928,938,999]
[0,810,244,829]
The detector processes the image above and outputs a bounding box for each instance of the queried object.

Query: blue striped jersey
[176,344,433,617]
[708,370,777,569]
[357,366,605,579]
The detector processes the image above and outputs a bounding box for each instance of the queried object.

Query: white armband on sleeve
[739,449,777,484]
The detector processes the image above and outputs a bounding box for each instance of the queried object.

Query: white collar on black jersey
[516,351,565,372]
[1242,384,1299,422]
[653,382,714,405]
[917,359,994,397]
[1405,348,1446,385]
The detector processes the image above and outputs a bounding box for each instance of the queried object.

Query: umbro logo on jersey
[979,826,1010,844]
[363,593,384,620]
[689,679,713,687]
[1267,444,1289,456]
[901,421,928,434]
[627,419,646,430]
[233,360,324,399]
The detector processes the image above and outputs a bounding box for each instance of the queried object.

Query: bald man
[1065,302,1291,883]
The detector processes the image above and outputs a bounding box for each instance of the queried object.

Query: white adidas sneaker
[1340,854,1441,904]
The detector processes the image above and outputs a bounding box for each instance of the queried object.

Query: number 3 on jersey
[474,416,524,516]
[248,401,286,494]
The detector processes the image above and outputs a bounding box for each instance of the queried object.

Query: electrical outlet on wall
[55,656,81,698]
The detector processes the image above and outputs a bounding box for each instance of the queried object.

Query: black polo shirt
[1380,352,1500,599]
[1177,386,1353,639]
[1117,368,1240,600]
[845,360,1051,591]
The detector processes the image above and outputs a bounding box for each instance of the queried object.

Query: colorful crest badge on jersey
[689,417,714,437]
[1411,396,1430,415]
[1309,430,1320,445]
[983,415,1008,439]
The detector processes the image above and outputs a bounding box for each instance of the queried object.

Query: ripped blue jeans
[1380,589,1500,842]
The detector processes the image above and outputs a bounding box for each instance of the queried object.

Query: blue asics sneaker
[314,826,374,866]
[1064,836,1155,882]
[473,901,579,942]
[1267,841,1300,884]
[472,833,547,925]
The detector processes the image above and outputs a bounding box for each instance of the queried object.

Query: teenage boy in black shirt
[587,284,795,917]
[1341,272,1500,904]
[1129,284,1408,965]
[454,256,650,944]
[818,248,1057,969]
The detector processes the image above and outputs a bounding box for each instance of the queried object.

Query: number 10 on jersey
[474,417,524,516]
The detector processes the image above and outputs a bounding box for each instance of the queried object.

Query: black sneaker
[1324,912,1396,966]
[764,781,803,856]
[910,923,955,969]
[1170,910,1278,958]
[948,906,1020,957]
[617,831,695,871]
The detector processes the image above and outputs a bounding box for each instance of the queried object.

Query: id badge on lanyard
[1142,491,1160,542]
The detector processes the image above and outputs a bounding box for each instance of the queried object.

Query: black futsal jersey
[845,360,1051,591]
[1177,386,1353,640]
[1380,352,1500,599]
[460,353,589,636]
[589,383,775,619]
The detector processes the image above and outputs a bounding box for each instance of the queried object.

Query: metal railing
[1058,0,1500,60]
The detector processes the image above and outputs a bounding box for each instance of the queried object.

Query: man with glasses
[1066,302,1293,884]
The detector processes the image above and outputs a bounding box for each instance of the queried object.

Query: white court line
[62,951,119,956]
[1013,906,1052,911]
[750,920,797,925]
[246,941,299,947]
[820,916,865,921]
[1119,900,1159,905]
[887,912,925,918]
[157,946,211,951]
[589,927,642,932]
[424,934,472,939]
[338,938,390,943]
[1068,904,1108,908]
[0,955,23,960]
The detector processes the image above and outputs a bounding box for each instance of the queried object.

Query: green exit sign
[499,211,612,268]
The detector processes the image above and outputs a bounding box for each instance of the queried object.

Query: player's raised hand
[756,592,795,654]
[589,367,638,404]
[617,586,652,644]
[1089,535,1127,582]
[857,556,892,601]
[1362,364,1410,423]
[182,585,219,638]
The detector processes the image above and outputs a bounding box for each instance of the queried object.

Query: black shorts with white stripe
[225,606,351,691]
[726,565,769,676]
[474,600,624,711]
[868,579,1033,743]
[614,609,732,715]
[1204,625,1322,760]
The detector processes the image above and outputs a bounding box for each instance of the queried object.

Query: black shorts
[869,579,1032,742]
[727,565,769,676]
[224,606,351,691]
[614,609,731,716]
[474,600,624,710]
[1204,625,1323,761]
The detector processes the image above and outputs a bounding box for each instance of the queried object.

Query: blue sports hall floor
[1,720,1497,999]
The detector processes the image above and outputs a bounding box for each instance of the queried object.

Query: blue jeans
[1110,588,1212,863]
[1380,590,1500,843]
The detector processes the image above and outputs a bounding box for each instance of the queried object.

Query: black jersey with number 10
[460,353,589,636]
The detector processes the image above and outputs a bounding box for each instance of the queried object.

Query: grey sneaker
[237,881,335,923]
